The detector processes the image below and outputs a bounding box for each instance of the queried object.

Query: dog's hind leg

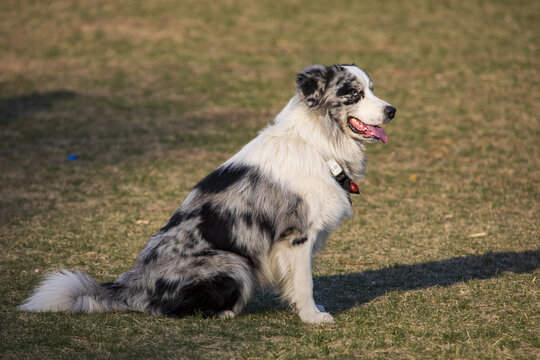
[269,234,334,324]
[145,252,254,318]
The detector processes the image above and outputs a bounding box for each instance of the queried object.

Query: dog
[19,64,396,323]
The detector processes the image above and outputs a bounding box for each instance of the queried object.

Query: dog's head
[296,64,396,143]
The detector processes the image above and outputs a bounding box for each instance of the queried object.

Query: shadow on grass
[0,90,260,165]
[245,250,539,315]
[0,90,76,123]
[312,250,540,313]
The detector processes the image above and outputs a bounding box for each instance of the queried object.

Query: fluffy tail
[19,270,128,314]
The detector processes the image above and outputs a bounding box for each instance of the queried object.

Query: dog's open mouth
[348,117,388,143]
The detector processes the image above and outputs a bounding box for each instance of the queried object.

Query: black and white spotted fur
[19,64,396,323]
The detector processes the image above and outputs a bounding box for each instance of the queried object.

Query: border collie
[19,64,396,323]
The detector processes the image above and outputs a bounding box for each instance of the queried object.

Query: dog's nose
[384,106,396,120]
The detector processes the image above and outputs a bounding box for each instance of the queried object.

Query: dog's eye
[351,90,364,99]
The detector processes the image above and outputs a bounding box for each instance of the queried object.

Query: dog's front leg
[288,238,334,324]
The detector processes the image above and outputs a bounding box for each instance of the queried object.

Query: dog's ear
[296,65,336,107]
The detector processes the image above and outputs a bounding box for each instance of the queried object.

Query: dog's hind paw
[217,310,235,319]
[299,310,335,324]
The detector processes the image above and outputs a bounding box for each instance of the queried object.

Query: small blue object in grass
[66,154,79,161]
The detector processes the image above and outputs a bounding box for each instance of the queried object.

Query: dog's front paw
[299,310,335,324]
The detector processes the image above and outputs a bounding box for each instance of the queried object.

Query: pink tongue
[365,124,388,143]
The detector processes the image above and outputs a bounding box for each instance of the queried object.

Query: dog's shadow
[245,250,539,314]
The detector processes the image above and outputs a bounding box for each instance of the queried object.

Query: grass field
[1,0,539,358]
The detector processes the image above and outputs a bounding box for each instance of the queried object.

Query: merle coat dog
[20,64,396,323]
